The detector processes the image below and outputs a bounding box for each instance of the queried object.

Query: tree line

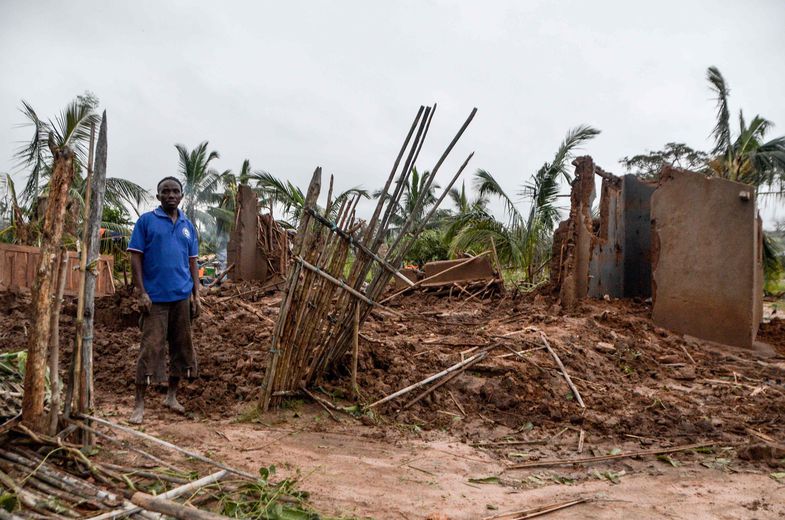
[2,67,783,288]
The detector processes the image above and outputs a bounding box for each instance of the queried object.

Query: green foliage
[620,143,710,179]
[457,125,599,282]
[405,228,450,266]
[706,66,785,190]
[218,465,320,520]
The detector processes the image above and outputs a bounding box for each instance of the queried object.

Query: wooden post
[65,122,95,420]
[21,143,76,432]
[47,247,69,435]
[79,113,108,445]
[351,301,360,397]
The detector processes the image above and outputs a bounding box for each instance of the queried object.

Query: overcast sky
[2,0,784,226]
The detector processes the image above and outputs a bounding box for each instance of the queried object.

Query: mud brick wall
[558,156,596,308]
[622,175,656,297]
[651,167,763,347]
[227,184,269,281]
[589,176,623,297]
[589,175,656,299]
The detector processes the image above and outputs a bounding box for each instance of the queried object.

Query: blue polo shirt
[127,207,199,303]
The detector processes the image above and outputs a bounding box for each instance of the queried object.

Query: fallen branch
[539,332,585,408]
[506,442,716,470]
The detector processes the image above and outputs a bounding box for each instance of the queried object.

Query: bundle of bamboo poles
[260,105,477,411]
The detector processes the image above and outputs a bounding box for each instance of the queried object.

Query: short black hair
[157,176,183,192]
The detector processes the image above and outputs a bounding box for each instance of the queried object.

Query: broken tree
[260,105,477,411]
[21,141,76,432]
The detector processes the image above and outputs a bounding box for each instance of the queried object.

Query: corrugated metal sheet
[0,243,115,297]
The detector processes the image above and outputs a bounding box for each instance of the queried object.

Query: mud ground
[2,283,784,518]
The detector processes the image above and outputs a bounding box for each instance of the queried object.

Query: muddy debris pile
[1,286,784,449]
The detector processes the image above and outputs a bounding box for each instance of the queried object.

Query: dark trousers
[136,298,197,385]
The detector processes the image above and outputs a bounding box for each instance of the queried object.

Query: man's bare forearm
[130,252,146,294]
[189,257,199,296]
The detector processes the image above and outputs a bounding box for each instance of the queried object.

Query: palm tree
[11,96,149,244]
[453,125,600,281]
[706,67,785,286]
[175,141,227,230]
[257,172,369,228]
[706,66,785,191]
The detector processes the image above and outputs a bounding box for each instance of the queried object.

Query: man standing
[127,177,201,424]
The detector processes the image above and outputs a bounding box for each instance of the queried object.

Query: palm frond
[473,169,523,226]
[707,66,732,157]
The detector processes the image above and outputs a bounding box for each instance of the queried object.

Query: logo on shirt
[182,228,191,239]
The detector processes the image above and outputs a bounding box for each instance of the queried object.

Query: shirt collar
[154,206,184,222]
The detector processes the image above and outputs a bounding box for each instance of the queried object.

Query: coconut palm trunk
[22,142,76,432]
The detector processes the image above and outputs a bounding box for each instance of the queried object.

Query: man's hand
[191,294,201,320]
[137,292,152,314]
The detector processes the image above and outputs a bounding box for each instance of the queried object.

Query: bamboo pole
[305,207,414,287]
[539,332,585,408]
[93,470,227,520]
[260,167,321,412]
[65,121,96,422]
[294,256,402,317]
[367,349,489,409]
[351,301,360,397]
[21,143,77,433]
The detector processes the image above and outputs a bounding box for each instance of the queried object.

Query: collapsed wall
[551,159,763,348]
[650,167,763,348]
[555,156,596,309]
[588,174,656,299]
[227,185,289,283]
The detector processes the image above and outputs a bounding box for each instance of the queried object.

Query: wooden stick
[577,429,585,454]
[402,352,486,410]
[207,263,234,287]
[78,415,255,480]
[506,442,715,470]
[495,346,546,359]
[381,252,490,303]
[295,256,403,317]
[67,418,188,474]
[680,344,696,364]
[299,387,339,422]
[482,498,589,520]
[370,349,489,409]
[98,462,190,484]
[539,332,585,408]
[92,470,227,520]
[351,301,360,397]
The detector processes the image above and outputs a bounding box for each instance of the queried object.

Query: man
[127,177,201,424]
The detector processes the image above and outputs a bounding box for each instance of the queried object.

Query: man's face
[157,180,183,211]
